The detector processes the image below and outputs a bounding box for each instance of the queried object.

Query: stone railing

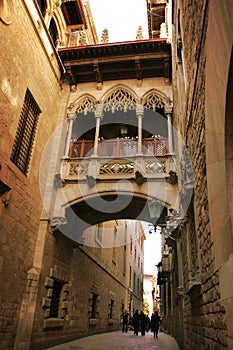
[60,154,176,182]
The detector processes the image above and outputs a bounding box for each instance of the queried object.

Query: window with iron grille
[109,299,114,319]
[90,293,98,319]
[50,280,63,318]
[10,89,41,175]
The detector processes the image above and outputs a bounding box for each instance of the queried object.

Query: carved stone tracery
[68,162,88,176]
[68,95,97,115]
[99,160,134,175]
[103,88,137,113]
[143,93,165,111]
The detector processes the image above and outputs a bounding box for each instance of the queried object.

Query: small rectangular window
[109,299,114,319]
[50,280,63,318]
[90,293,98,319]
[10,89,41,175]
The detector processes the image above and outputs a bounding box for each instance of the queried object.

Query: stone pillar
[136,104,144,155]
[14,213,49,350]
[165,107,174,154]
[93,104,103,157]
[64,113,76,157]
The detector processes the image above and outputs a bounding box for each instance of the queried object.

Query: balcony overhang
[58,38,171,84]
[61,0,87,28]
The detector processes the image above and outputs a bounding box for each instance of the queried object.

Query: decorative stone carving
[145,160,165,173]
[143,93,165,111]
[101,28,109,43]
[179,146,194,210]
[136,25,143,40]
[69,162,88,176]
[99,160,134,175]
[79,30,87,45]
[70,96,96,115]
[103,88,137,113]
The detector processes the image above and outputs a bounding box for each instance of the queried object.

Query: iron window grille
[10,89,41,175]
[50,280,63,318]
[90,293,98,319]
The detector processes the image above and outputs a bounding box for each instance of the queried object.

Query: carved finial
[160,22,168,38]
[79,30,87,45]
[136,25,143,40]
[101,29,109,43]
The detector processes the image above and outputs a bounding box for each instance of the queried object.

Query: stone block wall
[0,0,66,348]
[171,0,228,349]
[28,220,144,349]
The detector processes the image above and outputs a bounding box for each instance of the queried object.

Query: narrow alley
[47,331,180,350]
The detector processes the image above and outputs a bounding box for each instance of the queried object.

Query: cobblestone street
[47,331,180,350]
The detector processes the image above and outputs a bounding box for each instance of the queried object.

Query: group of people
[122,310,161,338]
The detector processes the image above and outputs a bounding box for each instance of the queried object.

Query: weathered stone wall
[0,0,66,348]
[29,220,144,349]
[171,0,230,349]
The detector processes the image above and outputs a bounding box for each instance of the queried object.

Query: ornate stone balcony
[60,152,176,183]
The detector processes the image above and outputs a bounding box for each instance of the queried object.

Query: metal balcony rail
[68,137,168,158]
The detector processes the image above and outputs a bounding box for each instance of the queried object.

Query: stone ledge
[43,318,64,329]
[89,318,98,326]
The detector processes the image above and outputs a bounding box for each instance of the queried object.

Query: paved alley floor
[47,330,180,350]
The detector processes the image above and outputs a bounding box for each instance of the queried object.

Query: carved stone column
[165,107,174,154]
[93,104,103,157]
[136,104,144,155]
[65,113,76,157]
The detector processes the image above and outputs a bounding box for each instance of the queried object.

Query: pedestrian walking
[122,310,129,332]
[132,310,140,335]
[145,314,151,332]
[140,311,146,336]
[151,311,161,338]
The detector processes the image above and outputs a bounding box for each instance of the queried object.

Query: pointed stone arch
[43,0,67,47]
[101,85,139,113]
[141,89,172,112]
[68,94,97,115]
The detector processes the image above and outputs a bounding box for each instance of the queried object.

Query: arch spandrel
[142,89,172,112]
[67,94,97,115]
[100,84,139,112]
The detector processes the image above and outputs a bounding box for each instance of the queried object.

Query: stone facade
[159,1,233,349]
[1,0,233,349]
[0,1,145,349]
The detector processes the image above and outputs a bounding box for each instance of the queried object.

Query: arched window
[49,17,58,46]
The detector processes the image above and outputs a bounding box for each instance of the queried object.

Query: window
[109,299,114,319]
[11,89,41,175]
[50,280,63,318]
[49,17,58,46]
[90,293,98,319]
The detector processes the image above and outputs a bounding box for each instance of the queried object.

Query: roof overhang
[59,38,171,85]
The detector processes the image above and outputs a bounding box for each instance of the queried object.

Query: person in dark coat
[151,310,161,338]
[122,310,129,332]
[132,310,140,335]
[140,311,146,336]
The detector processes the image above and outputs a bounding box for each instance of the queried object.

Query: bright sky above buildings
[88,0,149,43]
[142,222,161,275]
